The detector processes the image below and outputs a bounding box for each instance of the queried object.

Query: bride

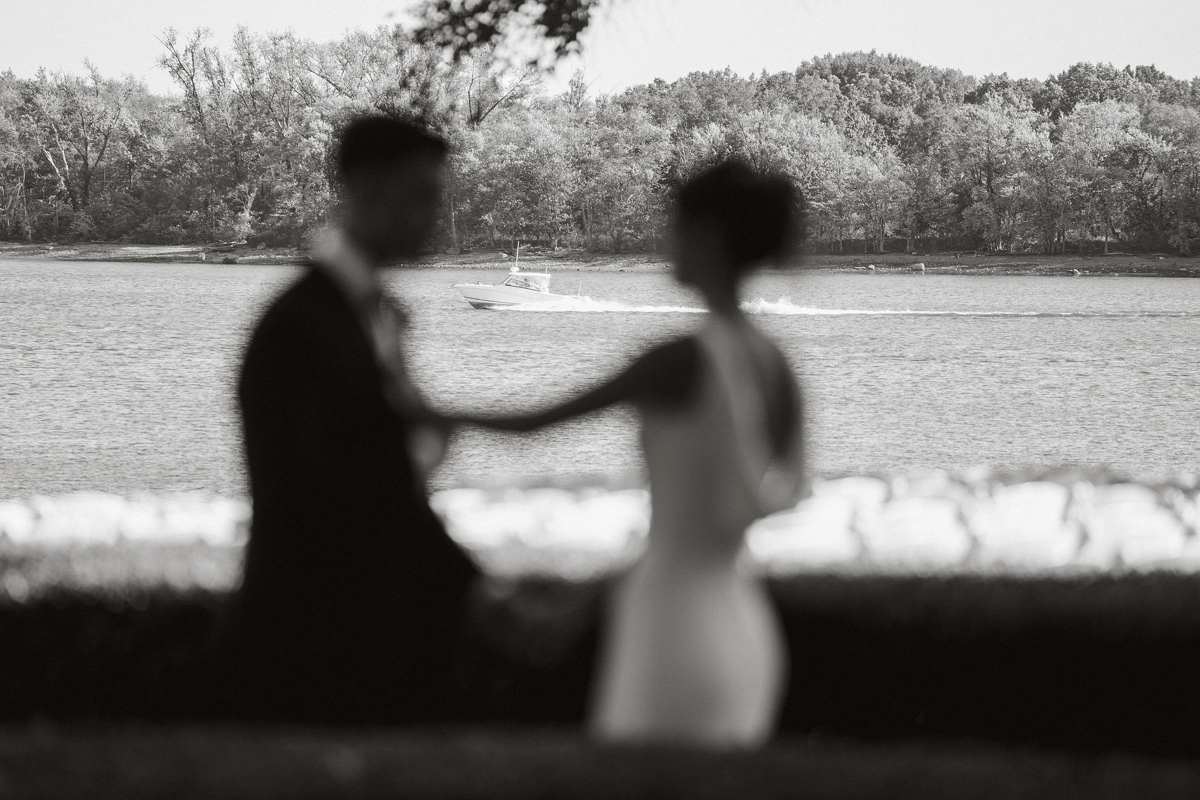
[459,161,806,746]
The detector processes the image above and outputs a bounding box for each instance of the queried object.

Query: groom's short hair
[336,116,447,181]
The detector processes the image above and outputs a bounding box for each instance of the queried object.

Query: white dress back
[588,315,801,746]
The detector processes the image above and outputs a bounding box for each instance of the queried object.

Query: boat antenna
[514,240,519,271]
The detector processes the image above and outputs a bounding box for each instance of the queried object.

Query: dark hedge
[4,573,1200,758]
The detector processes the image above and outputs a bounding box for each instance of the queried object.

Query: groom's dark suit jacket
[235,266,479,723]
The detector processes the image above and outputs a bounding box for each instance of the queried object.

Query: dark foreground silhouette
[5,573,1200,758]
[236,267,479,722]
[233,116,479,722]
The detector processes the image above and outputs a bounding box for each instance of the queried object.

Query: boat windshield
[502,273,550,292]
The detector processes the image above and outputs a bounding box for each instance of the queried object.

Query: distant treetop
[3,27,1199,257]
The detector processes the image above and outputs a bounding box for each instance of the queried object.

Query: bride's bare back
[459,160,805,745]
[588,316,801,746]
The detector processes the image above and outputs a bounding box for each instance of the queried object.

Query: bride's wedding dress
[589,316,803,746]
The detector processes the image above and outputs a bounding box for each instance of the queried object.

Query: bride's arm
[456,338,699,433]
[460,369,643,432]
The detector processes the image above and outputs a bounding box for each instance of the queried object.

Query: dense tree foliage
[2,29,1199,254]
[414,0,599,61]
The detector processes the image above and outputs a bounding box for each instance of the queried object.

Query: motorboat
[453,267,571,309]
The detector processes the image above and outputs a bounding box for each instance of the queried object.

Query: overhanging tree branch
[413,0,601,61]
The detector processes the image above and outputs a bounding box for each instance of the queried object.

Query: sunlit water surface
[2,259,1198,497]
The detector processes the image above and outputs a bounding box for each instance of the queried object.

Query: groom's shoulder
[255,266,345,332]
[268,265,338,312]
[244,268,355,367]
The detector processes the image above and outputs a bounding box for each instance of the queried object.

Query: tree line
[2,27,1199,255]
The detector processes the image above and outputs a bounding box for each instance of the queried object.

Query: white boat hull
[453,283,568,309]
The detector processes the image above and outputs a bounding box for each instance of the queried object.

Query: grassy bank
[3,241,1198,276]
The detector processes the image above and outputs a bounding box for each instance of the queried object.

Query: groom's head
[337,116,448,263]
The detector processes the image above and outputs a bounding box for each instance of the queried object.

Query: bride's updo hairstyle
[675,160,799,277]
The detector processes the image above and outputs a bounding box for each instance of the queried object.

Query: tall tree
[1038,62,1153,119]
[940,96,1048,252]
[1138,102,1200,254]
[27,64,141,219]
[1057,101,1146,252]
[0,72,35,239]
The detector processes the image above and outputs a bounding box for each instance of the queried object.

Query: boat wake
[506,295,1200,318]
[743,297,1200,318]
[506,296,706,313]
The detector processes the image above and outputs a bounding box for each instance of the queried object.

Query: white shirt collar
[308,225,380,308]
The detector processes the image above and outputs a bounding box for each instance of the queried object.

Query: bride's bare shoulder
[630,336,702,408]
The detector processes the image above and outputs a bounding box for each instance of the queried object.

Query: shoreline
[1,241,1198,277]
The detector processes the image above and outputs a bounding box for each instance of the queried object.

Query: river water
[2,259,1198,498]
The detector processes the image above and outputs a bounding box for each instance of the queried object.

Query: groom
[234,116,479,723]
